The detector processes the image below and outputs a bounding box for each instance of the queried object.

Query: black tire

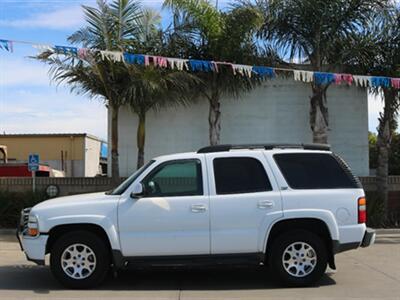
[50,230,110,289]
[269,230,327,287]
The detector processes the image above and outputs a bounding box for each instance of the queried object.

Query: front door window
[142,160,203,197]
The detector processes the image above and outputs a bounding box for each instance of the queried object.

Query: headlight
[27,214,39,237]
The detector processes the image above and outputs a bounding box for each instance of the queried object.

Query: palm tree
[370,10,400,220]
[249,0,386,144]
[163,0,265,145]
[67,0,143,180]
[37,53,129,181]
[40,1,200,171]
[364,8,399,221]
[119,7,201,168]
[336,6,400,221]
[377,88,400,221]
[124,65,200,168]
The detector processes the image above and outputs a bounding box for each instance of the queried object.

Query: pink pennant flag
[391,78,400,89]
[146,56,167,68]
[334,73,353,85]
[155,56,167,68]
[145,55,150,66]
[78,48,90,59]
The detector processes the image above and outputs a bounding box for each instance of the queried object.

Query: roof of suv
[153,144,331,161]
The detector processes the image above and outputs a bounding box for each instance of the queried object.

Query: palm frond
[253,0,389,68]
[124,65,201,113]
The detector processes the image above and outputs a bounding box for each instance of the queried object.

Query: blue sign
[100,143,108,158]
[28,154,40,172]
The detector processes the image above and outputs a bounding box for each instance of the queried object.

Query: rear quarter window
[273,153,361,189]
[213,157,272,194]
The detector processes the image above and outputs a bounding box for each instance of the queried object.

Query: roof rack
[197,143,330,153]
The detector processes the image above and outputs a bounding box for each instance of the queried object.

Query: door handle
[191,204,207,213]
[258,200,274,209]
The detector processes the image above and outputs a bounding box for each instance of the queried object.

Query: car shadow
[0,264,336,293]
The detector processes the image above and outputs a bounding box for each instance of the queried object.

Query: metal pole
[32,171,36,193]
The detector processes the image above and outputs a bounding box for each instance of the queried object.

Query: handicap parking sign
[28,154,40,172]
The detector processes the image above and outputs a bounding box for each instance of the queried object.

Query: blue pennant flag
[0,39,13,52]
[189,59,214,72]
[252,66,275,78]
[123,53,145,65]
[314,72,335,85]
[370,76,391,88]
[54,46,78,56]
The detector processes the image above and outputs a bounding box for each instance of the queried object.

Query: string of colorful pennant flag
[1,38,399,89]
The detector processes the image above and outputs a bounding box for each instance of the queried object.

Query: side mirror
[130,183,144,198]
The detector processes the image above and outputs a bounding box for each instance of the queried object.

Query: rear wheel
[50,231,110,289]
[269,230,327,286]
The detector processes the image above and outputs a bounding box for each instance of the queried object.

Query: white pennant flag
[32,44,53,53]
[293,70,314,82]
[100,50,124,62]
[232,64,253,77]
[353,75,370,87]
[167,58,189,71]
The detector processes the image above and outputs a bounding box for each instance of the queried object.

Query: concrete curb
[0,229,16,235]
[375,228,400,235]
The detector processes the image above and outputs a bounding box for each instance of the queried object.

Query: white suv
[17,144,375,288]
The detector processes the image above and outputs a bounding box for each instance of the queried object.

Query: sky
[0,0,385,141]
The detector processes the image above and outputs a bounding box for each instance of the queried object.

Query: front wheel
[269,230,328,287]
[50,231,110,289]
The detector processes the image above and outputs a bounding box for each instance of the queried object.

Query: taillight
[358,197,367,224]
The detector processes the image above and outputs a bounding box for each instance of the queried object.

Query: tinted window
[274,153,358,189]
[213,157,272,195]
[142,160,203,197]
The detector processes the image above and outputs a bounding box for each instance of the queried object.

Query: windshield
[108,160,155,195]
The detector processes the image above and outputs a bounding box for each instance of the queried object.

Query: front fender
[261,209,339,253]
[40,215,120,250]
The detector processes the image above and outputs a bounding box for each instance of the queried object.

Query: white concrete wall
[109,79,369,177]
[84,137,102,177]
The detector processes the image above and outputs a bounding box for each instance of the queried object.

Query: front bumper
[361,227,376,247]
[16,208,47,265]
[16,230,47,265]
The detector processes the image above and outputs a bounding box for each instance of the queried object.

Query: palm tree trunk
[136,112,146,169]
[376,88,397,221]
[376,122,390,221]
[208,88,221,146]
[310,84,329,144]
[110,104,120,182]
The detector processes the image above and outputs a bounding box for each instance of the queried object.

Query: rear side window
[274,153,359,189]
[213,157,272,195]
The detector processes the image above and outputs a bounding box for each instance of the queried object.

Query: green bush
[369,131,400,175]
[366,191,400,228]
[0,190,47,228]
[365,192,384,228]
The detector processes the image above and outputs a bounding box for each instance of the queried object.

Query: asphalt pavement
[0,231,399,299]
